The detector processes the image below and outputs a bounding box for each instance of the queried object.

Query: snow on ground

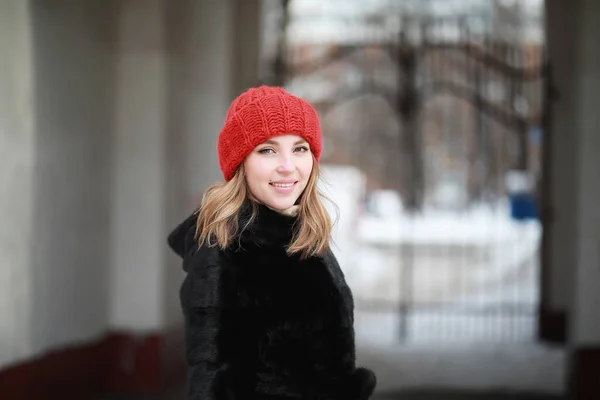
[346,205,541,309]
[357,203,541,247]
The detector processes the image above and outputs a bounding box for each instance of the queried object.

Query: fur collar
[167,201,300,257]
[236,201,299,249]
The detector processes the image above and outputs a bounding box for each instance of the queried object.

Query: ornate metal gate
[263,1,547,343]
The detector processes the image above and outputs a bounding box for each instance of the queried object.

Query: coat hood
[167,211,199,260]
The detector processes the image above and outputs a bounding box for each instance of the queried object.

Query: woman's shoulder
[167,210,223,271]
[167,210,199,259]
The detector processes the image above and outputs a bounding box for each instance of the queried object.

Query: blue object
[509,192,538,221]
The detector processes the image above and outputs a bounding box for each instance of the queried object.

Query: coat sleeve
[170,213,241,400]
[323,250,377,400]
[180,245,257,400]
[180,260,229,400]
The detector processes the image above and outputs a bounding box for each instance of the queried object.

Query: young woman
[167,85,376,400]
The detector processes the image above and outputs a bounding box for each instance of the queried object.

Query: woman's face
[243,134,313,211]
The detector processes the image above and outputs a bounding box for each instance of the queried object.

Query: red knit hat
[217,85,322,181]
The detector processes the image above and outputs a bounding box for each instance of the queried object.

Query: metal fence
[263,1,547,343]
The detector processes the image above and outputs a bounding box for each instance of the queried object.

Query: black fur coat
[167,203,376,400]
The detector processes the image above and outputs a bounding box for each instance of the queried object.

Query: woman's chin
[262,197,298,212]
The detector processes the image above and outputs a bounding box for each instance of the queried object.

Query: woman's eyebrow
[261,139,308,146]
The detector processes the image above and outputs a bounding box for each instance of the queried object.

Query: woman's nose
[276,154,294,173]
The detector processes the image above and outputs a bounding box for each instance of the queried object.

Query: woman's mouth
[269,181,297,194]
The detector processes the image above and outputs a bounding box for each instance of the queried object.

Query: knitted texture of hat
[217,85,322,181]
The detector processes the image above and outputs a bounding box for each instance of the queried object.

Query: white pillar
[0,0,35,367]
[185,0,235,195]
[27,0,116,351]
[110,0,168,331]
[232,0,263,96]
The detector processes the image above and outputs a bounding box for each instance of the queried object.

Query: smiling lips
[269,180,297,194]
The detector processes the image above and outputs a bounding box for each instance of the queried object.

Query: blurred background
[0,0,598,399]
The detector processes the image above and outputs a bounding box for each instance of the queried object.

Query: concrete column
[28,0,116,353]
[110,0,168,332]
[569,0,600,349]
[546,0,600,398]
[0,0,35,367]
[541,0,579,344]
[185,1,235,195]
[232,0,263,96]
[162,0,195,331]
[568,0,600,398]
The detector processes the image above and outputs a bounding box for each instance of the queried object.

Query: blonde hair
[195,159,335,259]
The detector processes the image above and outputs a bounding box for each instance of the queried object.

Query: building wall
[0,0,36,367]
[0,0,262,387]
[545,0,600,397]
[28,0,117,354]
[109,0,168,332]
[569,0,600,346]
[543,0,579,332]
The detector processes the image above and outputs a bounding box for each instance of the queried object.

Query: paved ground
[98,389,564,400]
[355,341,565,395]
[97,389,563,400]
[97,343,565,400]
[373,390,564,400]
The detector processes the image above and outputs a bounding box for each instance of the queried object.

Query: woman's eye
[258,148,275,154]
[295,146,309,153]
